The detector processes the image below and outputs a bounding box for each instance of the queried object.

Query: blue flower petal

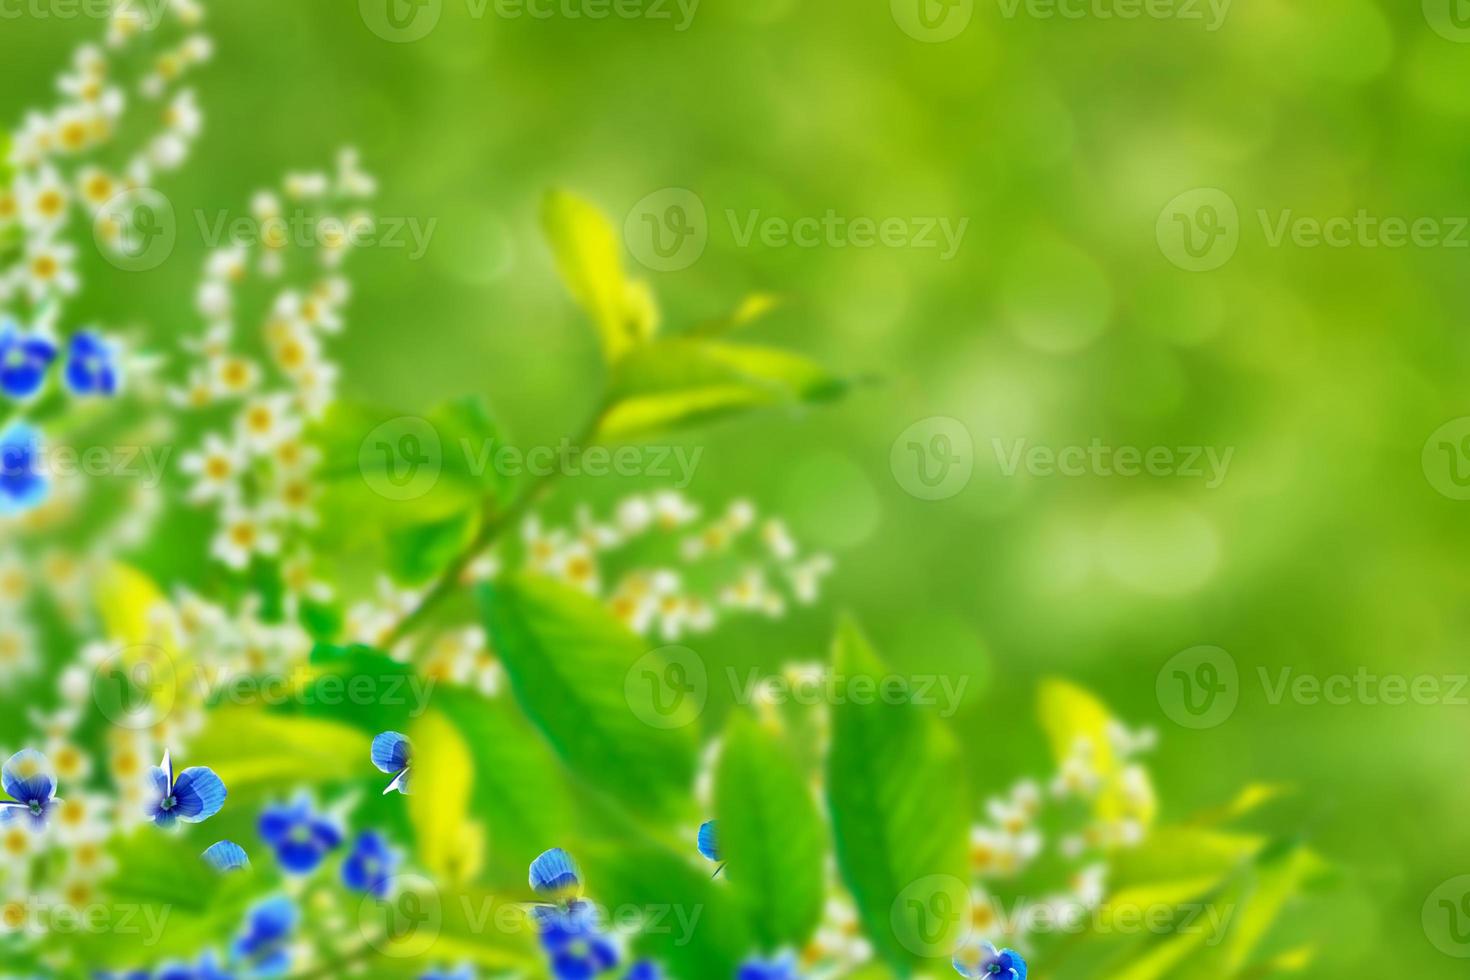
[371,731,411,774]
[203,840,251,872]
[529,847,581,896]
[171,767,227,822]
[697,820,720,862]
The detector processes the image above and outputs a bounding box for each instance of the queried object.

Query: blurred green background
[9,0,1470,974]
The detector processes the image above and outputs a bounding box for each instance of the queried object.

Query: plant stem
[382,402,609,649]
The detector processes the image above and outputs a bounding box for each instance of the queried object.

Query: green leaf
[188,707,368,799]
[580,820,752,980]
[826,616,971,975]
[542,189,653,362]
[599,337,847,439]
[301,643,425,734]
[388,510,479,586]
[478,574,699,824]
[408,707,484,886]
[433,686,576,887]
[714,711,826,951]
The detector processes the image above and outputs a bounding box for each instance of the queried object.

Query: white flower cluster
[0,3,210,310]
[173,151,375,572]
[967,720,1158,954]
[512,493,835,641]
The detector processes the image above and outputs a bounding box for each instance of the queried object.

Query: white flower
[180,433,244,504]
[652,490,699,529]
[163,89,202,137]
[15,165,71,234]
[22,239,79,300]
[211,505,280,570]
[75,166,119,213]
[237,394,301,454]
[209,354,260,398]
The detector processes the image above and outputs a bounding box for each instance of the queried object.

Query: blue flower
[530,847,582,898]
[145,750,227,827]
[371,731,411,795]
[232,896,297,976]
[0,322,57,399]
[342,830,398,897]
[0,424,48,517]
[63,330,121,397]
[534,900,619,980]
[625,962,664,980]
[257,795,342,873]
[953,942,1028,980]
[738,954,801,980]
[1,749,59,829]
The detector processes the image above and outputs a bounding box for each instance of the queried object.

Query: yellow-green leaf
[408,708,484,887]
[542,189,653,362]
